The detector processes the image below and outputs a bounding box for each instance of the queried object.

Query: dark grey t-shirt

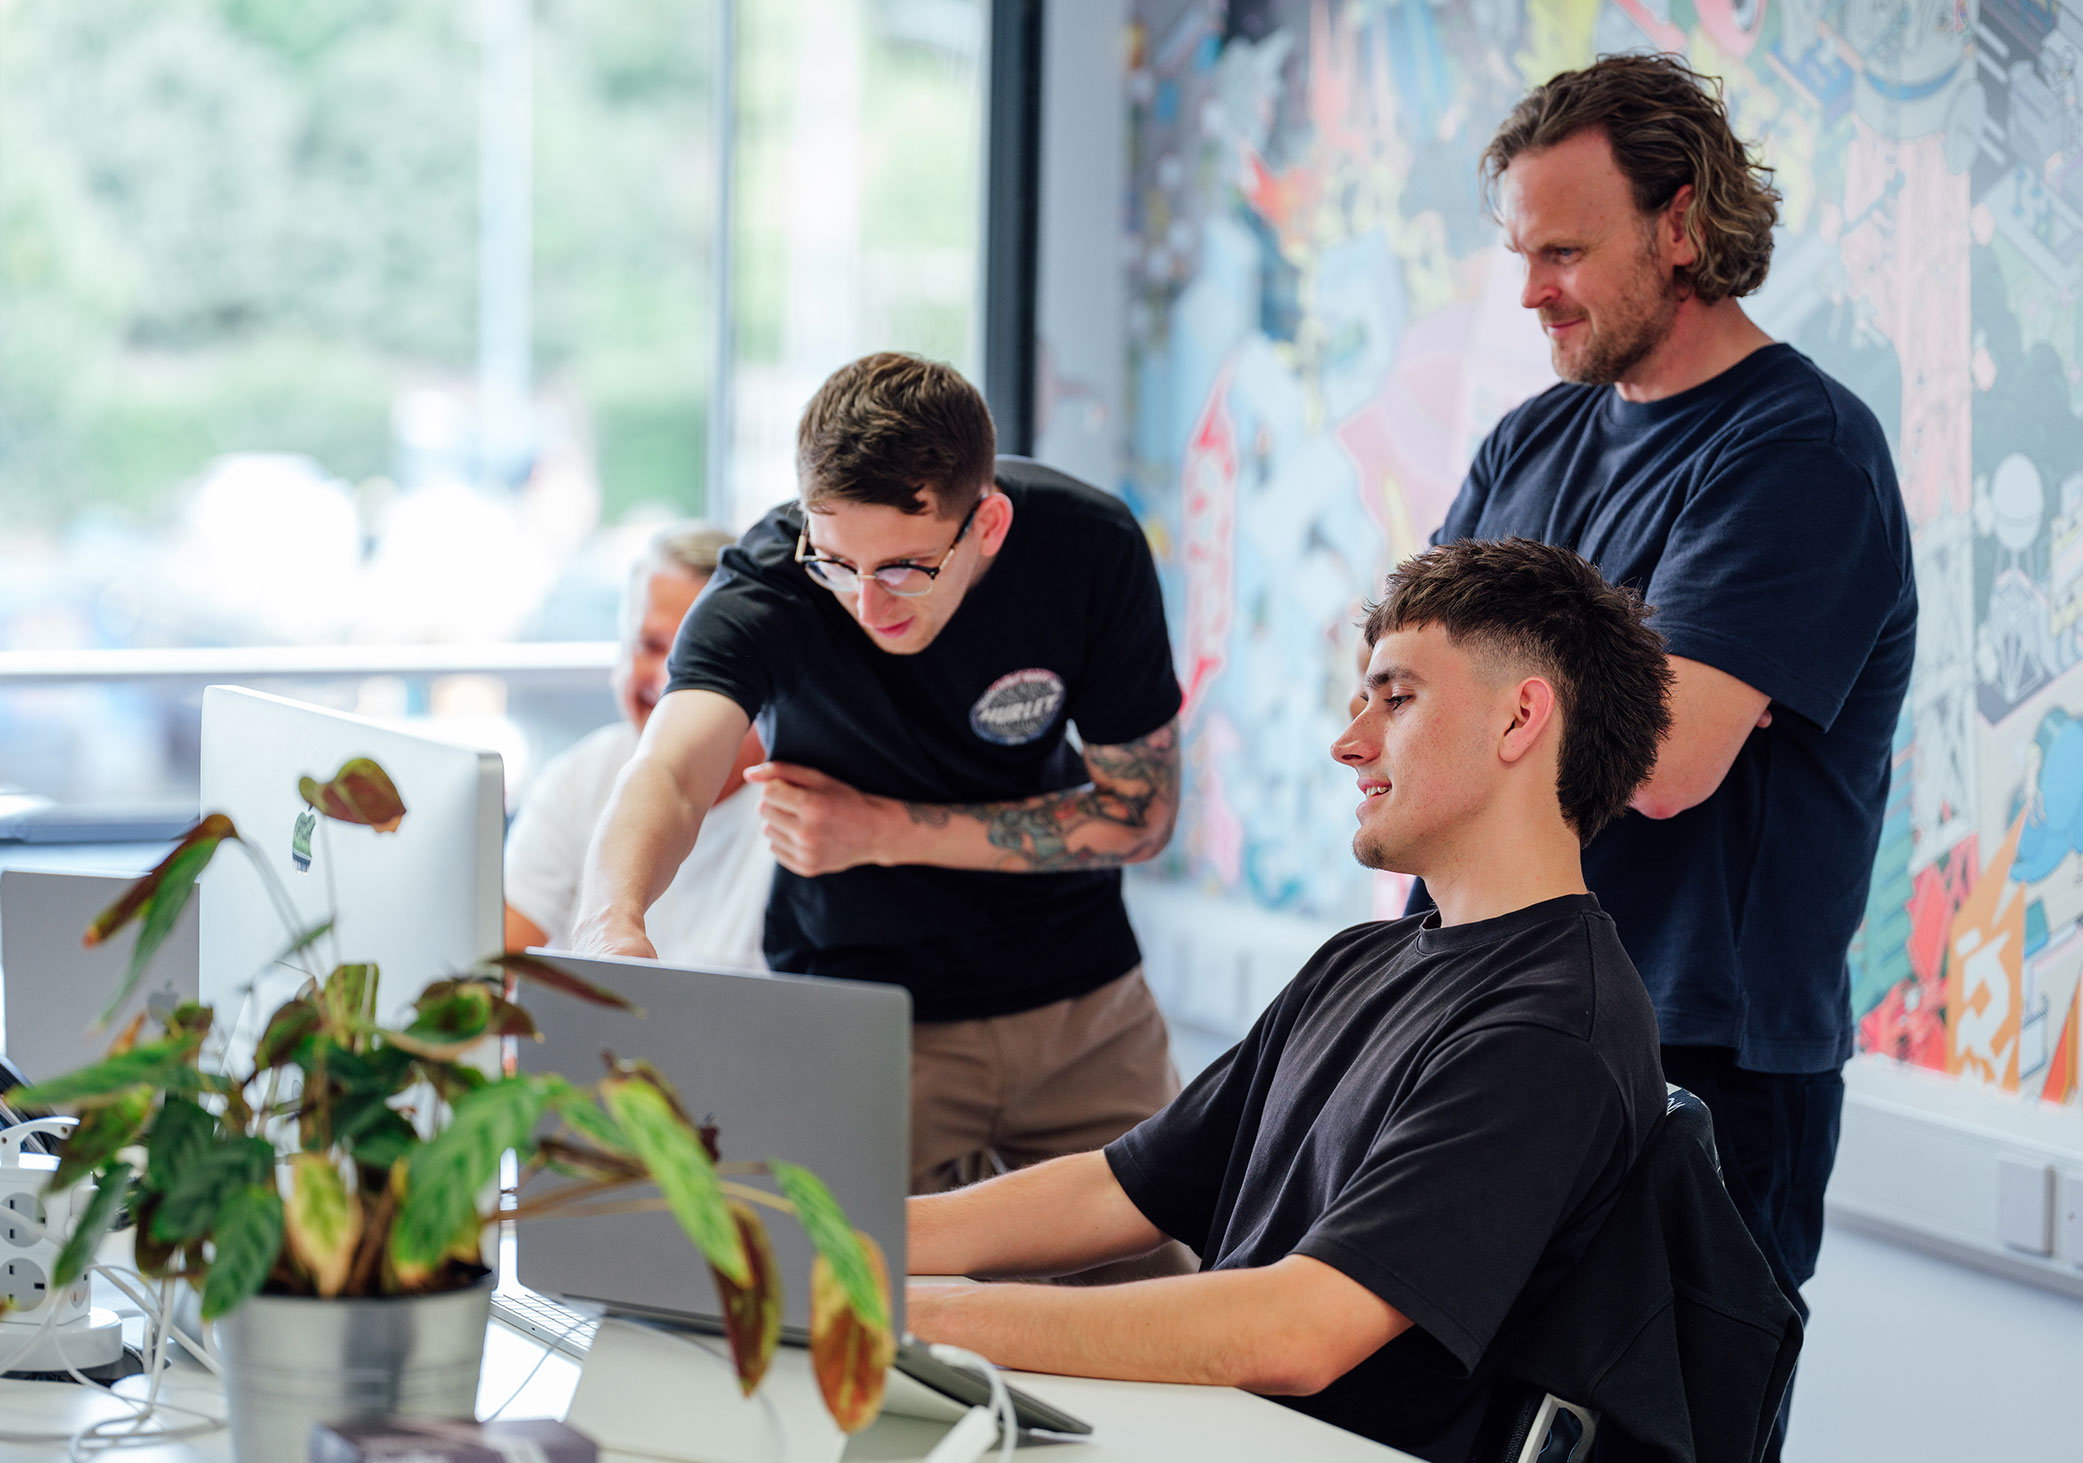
[1106,894,1665,1461]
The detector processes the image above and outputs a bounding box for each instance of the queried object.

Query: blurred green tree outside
[0,0,981,537]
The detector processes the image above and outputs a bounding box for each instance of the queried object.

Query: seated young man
[906,538,1673,1460]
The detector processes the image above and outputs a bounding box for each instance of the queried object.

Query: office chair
[1476,1084,1797,1463]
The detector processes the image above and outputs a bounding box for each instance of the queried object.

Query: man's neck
[1613,297,1774,404]
[1417,815,1589,928]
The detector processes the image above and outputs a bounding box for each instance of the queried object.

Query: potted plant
[13,755,894,1460]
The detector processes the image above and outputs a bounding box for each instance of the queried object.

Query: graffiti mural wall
[1123,0,2083,1107]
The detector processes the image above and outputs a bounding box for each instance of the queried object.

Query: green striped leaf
[13,1037,203,1111]
[602,1075,746,1286]
[53,1162,132,1289]
[201,1184,285,1320]
[771,1161,885,1333]
[391,1079,542,1269]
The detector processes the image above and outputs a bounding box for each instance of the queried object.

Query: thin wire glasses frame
[793,496,986,598]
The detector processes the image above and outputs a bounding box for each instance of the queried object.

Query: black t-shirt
[1105,894,1665,1461]
[665,457,1182,1021]
[1423,344,1916,1074]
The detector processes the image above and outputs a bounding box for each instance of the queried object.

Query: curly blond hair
[1482,53,1781,304]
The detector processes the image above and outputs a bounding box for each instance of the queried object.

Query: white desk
[0,1310,1417,1462]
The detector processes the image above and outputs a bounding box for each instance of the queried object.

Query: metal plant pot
[213,1275,492,1462]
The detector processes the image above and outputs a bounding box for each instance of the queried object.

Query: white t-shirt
[505,723,773,970]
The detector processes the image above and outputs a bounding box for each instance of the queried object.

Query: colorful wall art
[1123,0,2083,1107]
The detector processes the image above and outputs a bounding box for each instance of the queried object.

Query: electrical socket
[2059,1172,2083,1268]
[0,1256,50,1312]
[1,1190,40,1248]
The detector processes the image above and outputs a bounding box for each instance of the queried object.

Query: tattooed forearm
[903,720,1182,872]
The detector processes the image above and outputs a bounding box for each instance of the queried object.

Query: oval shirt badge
[970,669,1067,745]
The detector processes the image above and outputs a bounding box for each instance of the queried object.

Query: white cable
[0,1259,226,1455]
[481,1302,598,1421]
[924,1343,1016,1463]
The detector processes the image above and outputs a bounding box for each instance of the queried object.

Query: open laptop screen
[513,951,910,1338]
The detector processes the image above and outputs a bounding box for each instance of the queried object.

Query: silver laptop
[512,951,912,1337]
[1,869,200,1084]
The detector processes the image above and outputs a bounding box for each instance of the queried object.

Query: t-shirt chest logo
[969,669,1067,745]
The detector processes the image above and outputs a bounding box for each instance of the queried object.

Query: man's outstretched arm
[570,688,753,958]
[909,1151,1169,1280]
[906,1259,1408,1396]
[750,717,1181,877]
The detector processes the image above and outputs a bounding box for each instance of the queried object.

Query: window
[0,0,985,811]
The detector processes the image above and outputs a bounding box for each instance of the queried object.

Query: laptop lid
[513,952,911,1337]
[1,869,201,1084]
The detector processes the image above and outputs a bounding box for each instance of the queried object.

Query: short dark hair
[1482,53,1780,303]
[1363,538,1672,844]
[795,352,996,516]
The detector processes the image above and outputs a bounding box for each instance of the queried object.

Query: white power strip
[0,1118,124,1374]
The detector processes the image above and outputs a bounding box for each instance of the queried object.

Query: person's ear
[1659,185,1699,271]
[1498,676,1559,767]
[975,488,1015,555]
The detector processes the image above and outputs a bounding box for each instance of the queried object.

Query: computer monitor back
[199,685,504,1066]
[515,952,910,1337]
[1,869,200,1084]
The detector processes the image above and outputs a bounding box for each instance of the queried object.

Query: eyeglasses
[794,498,984,599]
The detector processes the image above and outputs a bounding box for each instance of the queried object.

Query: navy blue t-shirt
[1421,344,1915,1073]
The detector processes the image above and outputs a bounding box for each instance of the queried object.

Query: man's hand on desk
[901,1260,1408,1397]
[567,905,658,961]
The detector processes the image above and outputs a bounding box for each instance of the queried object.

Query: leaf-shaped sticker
[713,1202,782,1395]
[808,1230,894,1433]
[771,1161,888,1333]
[86,819,234,1030]
[390,1078,543,1270]
[285,1153,361,1297]
[600,1073,747,1286]
[12,1035,205,1111]
[49,1087,153,1195]
[202,1183,285,1320]
[490,953,643,1014]
[82,815,235,949]
[298,757,407,832]
[53,1162,133,1290]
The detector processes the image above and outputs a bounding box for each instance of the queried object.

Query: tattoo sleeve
[904,719,1182,872]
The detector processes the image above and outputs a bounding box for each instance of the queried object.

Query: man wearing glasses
[573,352,1187,1204]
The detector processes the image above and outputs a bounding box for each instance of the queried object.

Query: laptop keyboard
[489,1285,599,1358]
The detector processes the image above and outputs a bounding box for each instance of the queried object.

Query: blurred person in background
[504,523,771,968]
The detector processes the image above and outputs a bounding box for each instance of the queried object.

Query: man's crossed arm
[905,1151,1407,1397]
[573,693,1181,957]
[751,717,1181,877]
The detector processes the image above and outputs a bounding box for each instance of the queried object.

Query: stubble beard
[1549,259,1683,388]
[1352,823,1398,874]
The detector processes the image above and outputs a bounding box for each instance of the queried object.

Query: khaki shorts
[909,966,1180,1196]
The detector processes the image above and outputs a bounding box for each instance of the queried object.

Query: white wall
[1789,1224,2083,1462]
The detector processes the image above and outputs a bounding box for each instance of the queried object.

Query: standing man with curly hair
[1419,54,1918,1452]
